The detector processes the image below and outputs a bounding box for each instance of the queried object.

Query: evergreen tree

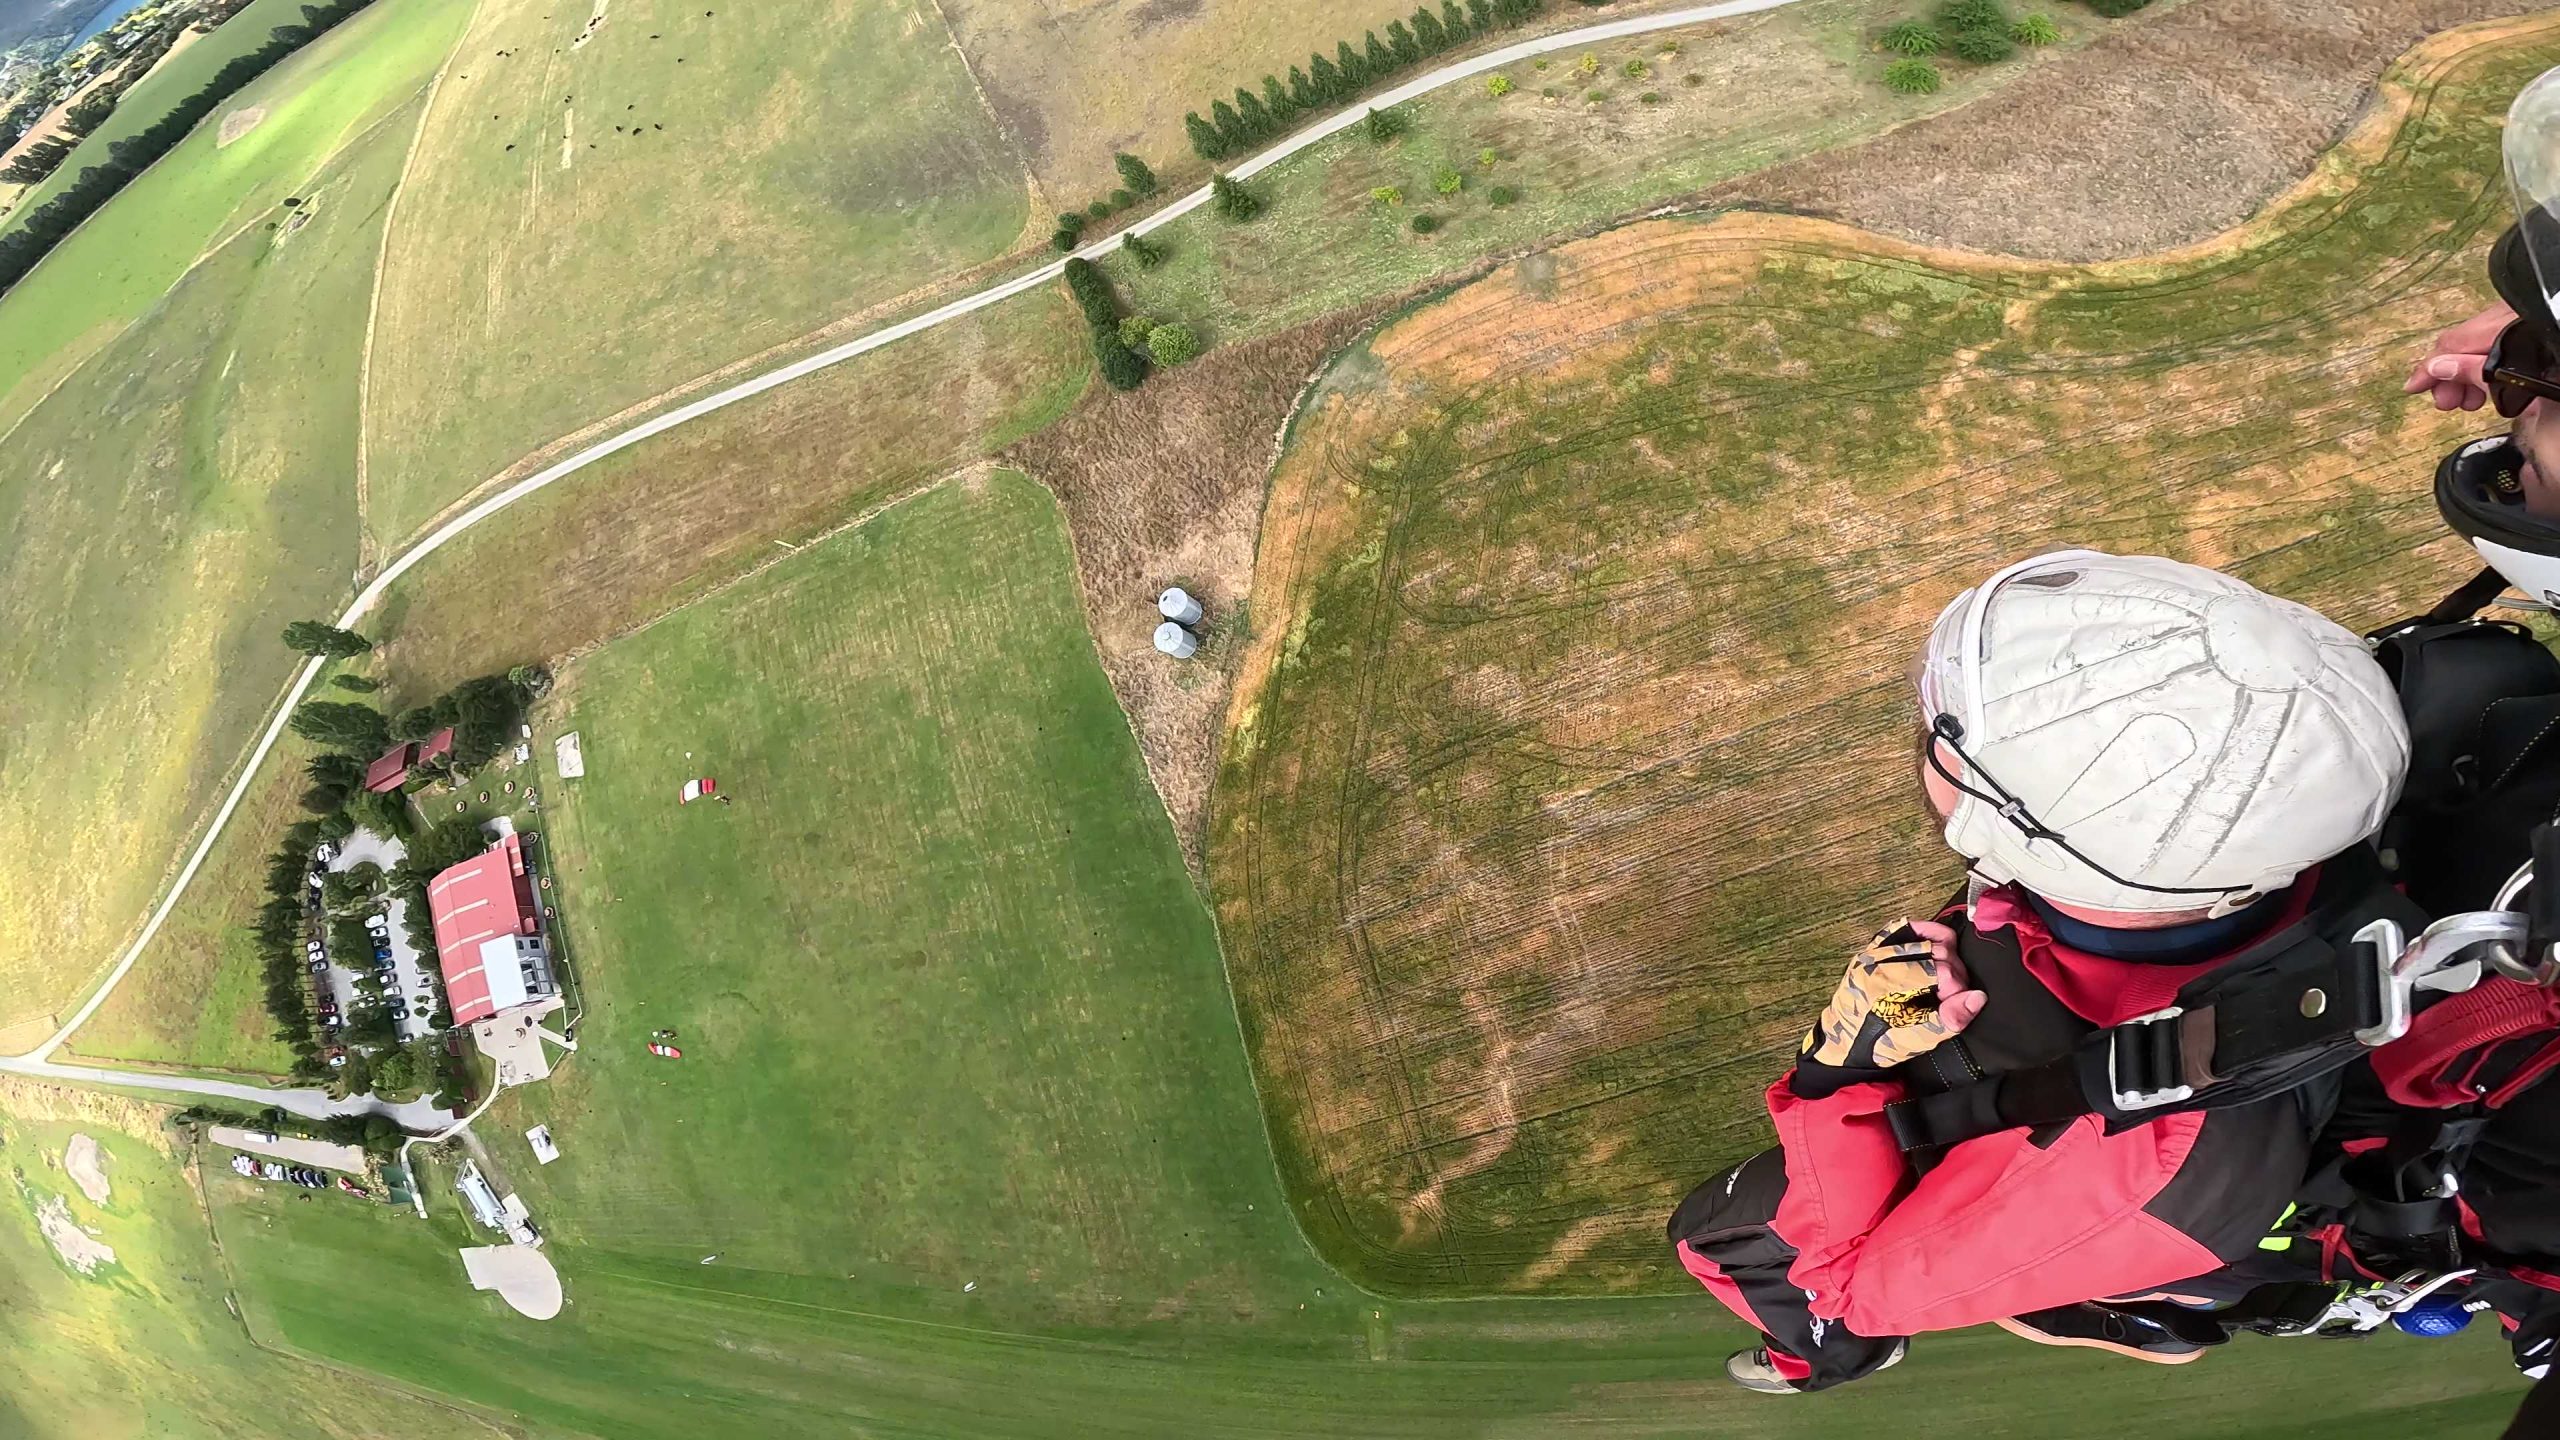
[1413,8,1447,53]
[1211,173,1263,221]
[1234,87,1273,139]
[1113,150,1159,196]
[1120,231,1165,268]
[1288,65,1315,108]
[1311,52,1343,98]
[1386,19,1421,64]
[281,619,372,657]
[288,702,388,754]
[1261,75,1294,120]
[1467,0,1493,30]
[1093,328,1150,390]
[1185,111,1226,160]
[1364,31,1394,75]
[1209,98,1247,150]
[1442,0,1471,38]
[1337,39,1367,85]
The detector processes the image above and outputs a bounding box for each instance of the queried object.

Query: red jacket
[1766,885,2318,1338]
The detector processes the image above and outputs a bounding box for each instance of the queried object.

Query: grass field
[357,0,1036,546]
[1211,13,2553,1295]
[0,1081,498,1439]
[0,0,467,426]
[0,68,431,1041]
[195,479,2525,1437]
[1105,0,2111,352]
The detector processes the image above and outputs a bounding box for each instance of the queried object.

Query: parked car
[307,959,326,974]
[257,1162,285,1181]
[229,1154,255,1177]
[321,1015,342,1029]
[365,914,389,933]
[326,1052,347,1069]
[336,1177,367,1197]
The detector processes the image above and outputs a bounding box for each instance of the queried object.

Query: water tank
[1158,587,1204,625]
[1153,622,1199,659]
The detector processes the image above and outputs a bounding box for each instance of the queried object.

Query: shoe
[1996,1303,2214,1364]
[1723,1340,1905,1394]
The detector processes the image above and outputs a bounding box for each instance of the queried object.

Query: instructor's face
[2515,398,2560,517]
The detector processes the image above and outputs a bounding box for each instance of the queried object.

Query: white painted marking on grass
[15,0,1807,1102]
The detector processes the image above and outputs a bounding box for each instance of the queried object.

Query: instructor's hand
[1802,920,1987,1071]
[2404,301,2518,412]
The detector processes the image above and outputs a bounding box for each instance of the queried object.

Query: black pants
[1667,1147,1907,1392]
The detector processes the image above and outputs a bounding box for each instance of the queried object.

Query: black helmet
[2436,433,2560,608]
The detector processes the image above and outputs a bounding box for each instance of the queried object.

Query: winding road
[9,0,1804,1118]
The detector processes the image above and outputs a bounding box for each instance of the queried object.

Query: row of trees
[1184,0,1545,162]
[0,0,385,300]
[1063,257,1149,390]
[172,1103,412,1158]
[1051,151,1161,252]
[254,819,329,1080]
[287,664,547,819]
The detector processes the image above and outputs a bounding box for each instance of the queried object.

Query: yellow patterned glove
[1798,920,1987,1084]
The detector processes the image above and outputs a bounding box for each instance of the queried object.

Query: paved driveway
[327,829,440,1043]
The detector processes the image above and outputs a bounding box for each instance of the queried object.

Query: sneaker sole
[1993,1316,2205,1365]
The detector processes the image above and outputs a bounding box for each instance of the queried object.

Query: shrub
[2082,0,2147,13]
[1108,186,1135,208]
[1121,231,1165,267]
[1095,329,1149,390]
[1951,27,2013,61]
[1212,173,1263,221]
[1576,52,1598,75]
[1146,323,1201,366]
[1051,228,1080,253]
[1478,147,1498,168]
[1584,88,1606,102]
[2012,11,2058,41]
[1937,0,2007,27]
[1085,199,1112,220]
[1114,151,1159,196]
[1411,213,1439,233]
[1056,211,1086,238]
[1541,87,1559,98]
[1486,73,1513,96]
[1433,167,1463,195]
[1488,184,1517,205]
[1533,57,1549,69]
[1062,258,1122,329]
[332,674,381,692]
[1372,185,1405,205]
[1882,20,1941,53]
[1622,58,1647,78]
[1883,58,1943,93]
[1364,106,1408,142]
[1639,90,1661,104]
[1682,72,1703,86]
[1118,315,1156,348]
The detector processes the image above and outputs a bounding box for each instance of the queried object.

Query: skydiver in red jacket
[1669,550,2414,1393]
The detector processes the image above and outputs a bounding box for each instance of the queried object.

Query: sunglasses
[2488,318,2560,418]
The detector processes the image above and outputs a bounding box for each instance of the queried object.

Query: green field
[1211,15,2547,1295]
[358,0,1035,545]
[0,80,440,1039]
[1106,0,2102,353]
[0,0,468,425]
[0,1083,497,1439]
[194,475,2525,1437]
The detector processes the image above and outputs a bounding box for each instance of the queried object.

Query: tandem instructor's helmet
[1916,552,2410,915]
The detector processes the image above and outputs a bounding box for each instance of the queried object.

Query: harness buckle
[2108,1007,2194,1111]
[2359,912,2508,1047]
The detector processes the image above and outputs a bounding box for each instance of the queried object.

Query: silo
[1154,621,1200,659]
[1159,587,1204,625]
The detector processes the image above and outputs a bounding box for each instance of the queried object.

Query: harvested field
[1723,0,2546,259]
[1005,303,1391,862]
[1212,15,2554,1296]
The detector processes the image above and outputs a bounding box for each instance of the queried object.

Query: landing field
[358,0,1034,545]
[197,486,2522,1437]
[0,91,428,1042]
[1212,15,2551,1295]
[0,1082,498,1439]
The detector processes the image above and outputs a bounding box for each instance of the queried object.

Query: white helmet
[1916,551,2410,914]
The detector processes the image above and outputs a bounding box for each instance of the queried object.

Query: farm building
[362,727,456,792]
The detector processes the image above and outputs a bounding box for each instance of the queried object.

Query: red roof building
[361,727,457,793]
[425,831,553,1026]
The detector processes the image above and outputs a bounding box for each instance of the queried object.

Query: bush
[1882,21,1941,54]
[1478,147,1498,168]
[1486,74,1513,96]
[1584,88,1607,102]
[1051,228,1080,253]
[1488,184,1517,205]
[1363,106,1407,142]
[1576,53,1598,75]
[1433,167,1463,195]
[1056,211,1086,238]
[1146,323,1201,366]
[1108,186,1134,208]
[332,673,381,692]
[1094,328,1150,390]
[2012,11,2058,41]
[1639,91,1661,104]
[1682,72,1703,86]
[1114,151,1159,196]
[1883,58,1943,93]
[1372,185,1404,206]
[1084,199,1112,220]
[1950,27,2013,61]
[1411,213,1439,233]
[1118,314,1156,348]
[1121,231,1166,268]
[2081,0,2147,13]
[1937,0,2006,27]
[1622,58,1647,78]
[1061,257,1122,329]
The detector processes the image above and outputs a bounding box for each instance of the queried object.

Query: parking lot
[320,830,439,1044]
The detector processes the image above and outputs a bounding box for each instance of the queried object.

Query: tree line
[0,0,384,300]
[1063,257,1149,391]
[1184,0,1544,163]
